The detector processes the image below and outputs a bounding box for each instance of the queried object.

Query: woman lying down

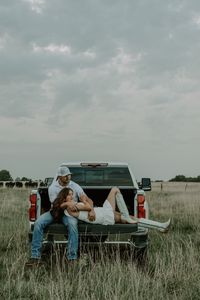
[50,187,170,232]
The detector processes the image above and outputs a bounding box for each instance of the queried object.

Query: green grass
[0,186,200,300]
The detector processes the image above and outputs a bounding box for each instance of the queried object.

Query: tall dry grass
[0,184,200,300]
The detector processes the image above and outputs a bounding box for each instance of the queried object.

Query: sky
[0,0,200,181]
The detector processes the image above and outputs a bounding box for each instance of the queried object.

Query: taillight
[29,194,37,221]
[137,194,146,218]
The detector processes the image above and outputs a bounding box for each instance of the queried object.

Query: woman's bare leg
[114,211,122,223]
[107,188,138,224]
[106,187,120,211]
[115,192,137,224]
[114,211,137,224]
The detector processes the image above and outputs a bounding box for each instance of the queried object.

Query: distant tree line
[1,169,200,184]
[0,169,34,182]
[0,170,47,188]
[0,170,12,181]
[169,175,200,182]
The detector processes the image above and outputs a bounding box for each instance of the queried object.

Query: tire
[133,246,148,267]
[28,233,33,243]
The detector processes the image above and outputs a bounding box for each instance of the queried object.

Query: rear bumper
[130,228,149,249]
[29,222,148,249]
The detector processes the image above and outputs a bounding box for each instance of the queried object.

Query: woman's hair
[50,187,73,222]
[57,187,73,203]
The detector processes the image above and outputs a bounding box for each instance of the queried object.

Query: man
[26,165,95,266]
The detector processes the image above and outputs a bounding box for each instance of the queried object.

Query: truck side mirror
[141,178,151,191]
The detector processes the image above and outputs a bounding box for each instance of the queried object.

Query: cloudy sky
[0,0,200,181]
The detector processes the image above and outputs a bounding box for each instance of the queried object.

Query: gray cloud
[0,0,200,179]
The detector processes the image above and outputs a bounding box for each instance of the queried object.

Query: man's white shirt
[48,180,84,203]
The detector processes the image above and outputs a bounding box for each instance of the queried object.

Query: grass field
[0,183,200,300]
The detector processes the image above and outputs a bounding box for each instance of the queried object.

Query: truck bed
[38,187,137,215]
[36,187,138,235]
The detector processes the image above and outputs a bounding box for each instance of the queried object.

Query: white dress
[64,200,115,225]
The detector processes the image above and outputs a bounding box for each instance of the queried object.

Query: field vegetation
[0,183,200,299]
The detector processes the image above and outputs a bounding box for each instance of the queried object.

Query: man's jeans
[31,211,78,260]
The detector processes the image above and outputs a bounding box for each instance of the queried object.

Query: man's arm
[76,201,92,212]
[60,201,75,210]
[80,194,96,221]
[60,197,92,212]
[75,182,96,221]
[48,185,57,203]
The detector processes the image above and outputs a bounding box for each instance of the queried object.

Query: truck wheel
[28,233,33,243]
[134,247,148,267]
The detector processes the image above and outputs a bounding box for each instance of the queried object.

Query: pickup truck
[28,162,150,261]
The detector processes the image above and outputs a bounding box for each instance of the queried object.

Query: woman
[51,187,135,225]
[51,187,170,231]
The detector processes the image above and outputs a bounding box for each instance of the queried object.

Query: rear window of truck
[69,167,133,186]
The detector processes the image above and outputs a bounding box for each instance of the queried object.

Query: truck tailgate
[31,222,138,235]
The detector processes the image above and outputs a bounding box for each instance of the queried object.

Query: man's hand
[87,208,96,221]
[66,203,77,212]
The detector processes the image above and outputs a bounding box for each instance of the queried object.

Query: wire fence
[152,181,200,192]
